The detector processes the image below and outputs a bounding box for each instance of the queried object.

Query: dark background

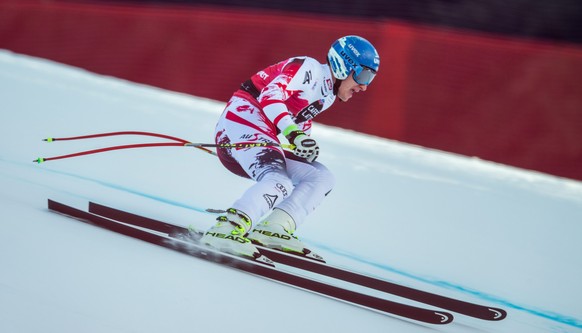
[109,0,582,44]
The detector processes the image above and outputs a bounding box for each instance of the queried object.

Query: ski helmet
[327,36,380,85]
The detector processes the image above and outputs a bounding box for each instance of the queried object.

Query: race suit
[214,56,337,227]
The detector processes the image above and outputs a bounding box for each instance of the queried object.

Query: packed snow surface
[1,50,581,332]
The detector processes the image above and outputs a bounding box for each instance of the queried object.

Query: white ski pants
[214,96,335,228]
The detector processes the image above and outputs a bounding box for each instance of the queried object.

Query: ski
[48,199,453,325]
[87,201,507,321]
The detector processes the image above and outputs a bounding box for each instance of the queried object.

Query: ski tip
[435,311,454,324]
[488,307,508,320]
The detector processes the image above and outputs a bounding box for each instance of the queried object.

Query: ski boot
[248,208,324,261]
[200,208,267,262]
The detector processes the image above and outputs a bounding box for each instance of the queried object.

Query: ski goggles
[353,66,377,85]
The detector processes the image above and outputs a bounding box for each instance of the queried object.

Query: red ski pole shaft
[34,142,187,163]
[34,132,294,163]
[43,131,190,144]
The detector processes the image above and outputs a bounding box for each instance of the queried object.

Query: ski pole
[34,142,188,163]
[35,131,209,163]
[42,131,190,144]
[185,142,295,150]
[34,131,294,163]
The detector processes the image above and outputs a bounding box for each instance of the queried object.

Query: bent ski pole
[34,131,295,163]
[35,131,211,162]
[42,131,190,144]
[34,142,188,163]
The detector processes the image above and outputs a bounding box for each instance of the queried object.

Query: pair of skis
[47,199,506,325]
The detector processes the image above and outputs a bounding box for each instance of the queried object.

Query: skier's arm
[262,102,296,134]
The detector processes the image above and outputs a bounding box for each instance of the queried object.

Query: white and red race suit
[214,56,337,227]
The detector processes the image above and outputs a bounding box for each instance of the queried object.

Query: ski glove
[285,129,319,163]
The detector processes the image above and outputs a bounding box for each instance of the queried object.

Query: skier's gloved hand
[285,128,319,163]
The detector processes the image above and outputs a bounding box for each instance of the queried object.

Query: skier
[200,35,380,260]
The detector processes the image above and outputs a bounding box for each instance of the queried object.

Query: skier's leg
[275,158,335,228]
[201,97,295,257]
[248,157,335,255]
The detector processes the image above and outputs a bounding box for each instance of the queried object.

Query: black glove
[286,130,320,163]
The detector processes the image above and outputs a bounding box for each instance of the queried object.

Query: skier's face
[337,72,368,102]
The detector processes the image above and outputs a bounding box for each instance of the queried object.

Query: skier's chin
[339,93,352,102]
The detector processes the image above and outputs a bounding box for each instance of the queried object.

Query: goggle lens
[353,66,376,85]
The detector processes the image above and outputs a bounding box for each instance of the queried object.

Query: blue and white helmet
[327,35,380,85]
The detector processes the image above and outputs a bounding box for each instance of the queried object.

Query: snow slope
[1,49,581,333]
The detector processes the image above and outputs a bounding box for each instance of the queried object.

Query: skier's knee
[319,167,335,195]
[308,164,335,195]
